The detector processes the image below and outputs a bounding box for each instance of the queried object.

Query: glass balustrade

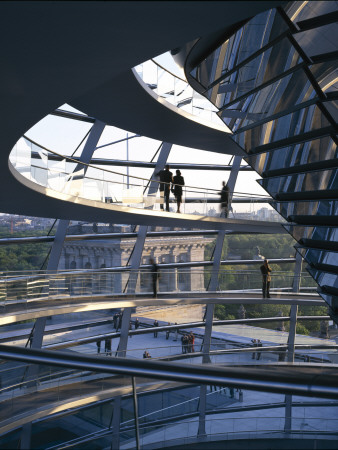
[135,416,338,449]
[10,136,274,218]
[133,59,227,129]
[0,269,316,308]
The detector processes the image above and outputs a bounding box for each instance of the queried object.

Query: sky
[19,51,272,217]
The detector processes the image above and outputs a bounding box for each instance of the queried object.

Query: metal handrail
[22,135,267,198]
[0,345,337,399]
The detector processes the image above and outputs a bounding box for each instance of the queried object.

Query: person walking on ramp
[157,164,173,212]
[172,169,185,213]
[219,181,230,218]
[260,259,272,298]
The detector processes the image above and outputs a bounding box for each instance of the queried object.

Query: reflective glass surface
[274,200,338,220]
[283,1,338,25]
[246,137,337,177]
[295,23,338,58]
[259,168,338,199]
[191,9,288,89]
[310,60,338,94]
[208,36,302,109]
[284,225,338,243]
[307,268,338,290]
[219,68,315,133]
[299,247,338,270]
[234,104,332,152]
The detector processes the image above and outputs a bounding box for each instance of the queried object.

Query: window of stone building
[84,261,92,292]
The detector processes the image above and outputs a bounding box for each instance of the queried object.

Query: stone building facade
[60,235,213,295]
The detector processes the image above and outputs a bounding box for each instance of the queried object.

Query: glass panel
[233,104,331,152]
[259,168,338,198]
[246,137,337,176]
[299,247,338,269]
[219,68,313,132]
[308,267,338,290]
[310,60,338,94]
[208,36,303,109]
[274,200,338,220]
[191,8,289,89]
[284,225,338,243]
[283,1,338,25]
[294,23,338,58]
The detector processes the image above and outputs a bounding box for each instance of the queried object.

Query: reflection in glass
[219,68,314,132]
[191,9,288,89]
[209,36,302,110]
[259,168,338,199]
[234,104,331,152]
[274,199,338,221]
[246,137,337,176]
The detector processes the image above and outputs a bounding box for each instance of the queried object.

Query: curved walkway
[0,292,324,326]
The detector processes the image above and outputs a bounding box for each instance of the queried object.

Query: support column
[132,377,140,450]
[292,250,303,293]
[28,119,106,350]
[284,304,298,434]
[20,120,105,450]
[111,396,122,450]
[117,143,172,357]
[285,251,302,434]
[198,156,242,438]
[146,142,173,209]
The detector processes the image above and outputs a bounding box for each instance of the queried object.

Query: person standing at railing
[150,257,159,298]
[166,322,171,340]
[173,322,178,341]
[181,334,188,353]
[104,337,112,356]
[189,332,195,353]
[218,181,230,218]
[260,259,272,298]
[256,339,263,360]
[153,319,159,338]
[251,338,257,359]
[96,339,101,354]
[157,164,173,212]
[172,169,185,213]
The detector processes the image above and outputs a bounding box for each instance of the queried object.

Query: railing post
[117,143,172,358]
[111,396,122,449]
[285,251,302,434]
[284,304,298,434]
[198,156,242,439]
[132,377,141,450]
[19,120,105,449]
[292,250,303,293]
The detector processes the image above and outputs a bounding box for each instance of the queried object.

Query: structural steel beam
[1,345,338,399]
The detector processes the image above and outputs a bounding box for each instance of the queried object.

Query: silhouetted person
[172,169,185,213]
[260,259,272,298]
[189,332,195,353]
[251,339,257,359]
[153,319,159,337]
[173,322,178,341]
[182,334,188,353]
[219,181,230,218]
[256,339,263,360]
[117,313,122,331]
[166,322,171,340]
[105,337,112,356]
[150,257,159,297]
[96,340,101,354]
[113,313,118,330]
[135,318,140,329]
[157,164,173,211]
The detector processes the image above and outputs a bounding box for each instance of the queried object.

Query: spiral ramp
[1,2,338,449]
